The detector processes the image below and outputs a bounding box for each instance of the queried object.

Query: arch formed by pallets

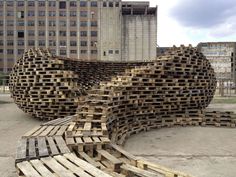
[15,46,236,177]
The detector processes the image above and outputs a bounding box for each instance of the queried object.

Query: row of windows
[0,48,97,55]
[0,40,97,47]
[11,31,97,38]
[0,1,98,7]
[1,20,98,27]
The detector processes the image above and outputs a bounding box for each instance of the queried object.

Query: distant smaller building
[197,42,236,85]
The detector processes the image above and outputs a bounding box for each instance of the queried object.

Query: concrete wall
[99,1,122,61]
[121,15,157,61]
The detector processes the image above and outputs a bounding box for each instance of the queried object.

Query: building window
[49,11,56,17]
[38,31,45,36]
[28,40,35,46]
[7,20,14,26]
[81,50,87,54]
[7,11,14,16]
[28,11,35,17]
[49,40,56,46]
[39,40,45,46]
[0,2,3,7]
[91,21,97,27]
[60,41,66,46]
[49,21,56,27]
[17,21,24,26]
[0,21,3,26]
[103,2,107,7]
[59,1,66,9]
[0,49,3,53]
[28,1,35,6]
[80,11,87,17]
[109,50,113,54]
[70,1,77,7]
[70,41,77,46]
[70,50,77,54]
[49,1,56,7]
[115,50,119,54]
[18,49,24,55]
[91,41,97,47]
[60,50,66,55]
[18,40,24,46]
[49,31,56,36]
[38,21,45,26]
[7,40,14,46]
[80,1,87,7]
[18,11,24,18]
[80,41,87,46]
[59,11,66,17]
[7,1,14,7]
[70,31,77,36]
[0,12,3,16]
[28,21,35,26]
[7,30,14,36]
[91,1,97,7]
[28,31,34,36]
[80,21,87,27]
[0,31,4,36]
[50,49,56,55]
[38,1,45,7]
[39,11,45,16]
[109,2,113,7]
[7,49,14,54]
[115,2,119,7]
[70,11,77,17]
[17,1,24,6]
[70,21,76,27]
[59,31,66,36]
[59,21,66,27]
[91,50,97,54]
[91,31,97,37]
[80,31,87,37]
[18,31,24,38]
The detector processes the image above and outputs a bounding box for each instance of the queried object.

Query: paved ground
[124,127,236,177]
[0,94,41,177]
[0,93,236,177]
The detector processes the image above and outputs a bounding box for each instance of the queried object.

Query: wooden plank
[30,159,56,177]
[16,138,27,161]
[23,126,41,137]
[32,126,48,137]
[17,161,41,177]
[54,155,92,177]
[55,125,68,136]
[97,149,122,165]
[121,164,162,177]
[83,137,93,144]
[48,126,60,136]
[84,122,92,131]
[78,151,101,168]
[46,137,59,155]
[41,156,75,177]
[92,137,101,143]
[64,153,112,177]
[54,136,70,154]
[28,138,36,159]
[39,126,55,137]
[37,137,49,157]
[110,143,137,161]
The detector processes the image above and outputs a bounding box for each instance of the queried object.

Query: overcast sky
[124,0,236,47]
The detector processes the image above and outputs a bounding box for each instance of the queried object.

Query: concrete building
[197,42,236,86]
[0,0,157,73]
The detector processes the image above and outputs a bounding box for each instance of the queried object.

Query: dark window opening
[59,1,66,9]
[18,31,24,38]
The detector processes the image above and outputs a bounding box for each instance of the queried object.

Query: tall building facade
[0,0,157,73]
[197,42,236,85]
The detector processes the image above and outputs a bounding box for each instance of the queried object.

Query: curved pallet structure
[15,46,236,176]
[9,48,149,120]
